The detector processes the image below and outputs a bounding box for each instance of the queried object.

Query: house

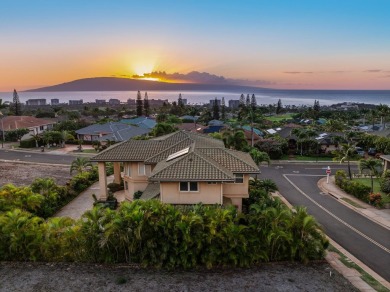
[91,131,259,211]
[75,122,150,142]
[380,155,390,171]
[176,123,206,133]
[120,116,157,129]
[0,116,54,135]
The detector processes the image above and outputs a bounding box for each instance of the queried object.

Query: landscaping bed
[0,261,357,292]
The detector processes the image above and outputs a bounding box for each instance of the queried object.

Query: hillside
[26,77,269,92]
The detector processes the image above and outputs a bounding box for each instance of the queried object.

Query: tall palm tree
[377,104,389,129]
[359,158,383,193]
[333,144,357,180]
[292,128,308,156]
[70,157,93,174]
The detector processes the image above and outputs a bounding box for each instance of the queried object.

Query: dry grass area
[0,261,357,292]
[0,162,71,187]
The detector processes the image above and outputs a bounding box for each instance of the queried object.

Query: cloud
[283,71,313,74]
[364,69,382,73]
[132,71,275,86]
[283,71,346,74]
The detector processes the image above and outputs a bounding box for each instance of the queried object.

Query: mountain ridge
[25,77,270,92]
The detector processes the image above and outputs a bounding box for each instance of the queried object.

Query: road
[261,162,390,282]
[0,149,76,165]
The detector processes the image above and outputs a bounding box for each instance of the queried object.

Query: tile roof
[140,182,160,200]
[149,151,234,182]
[0,116,54,131]
[197,148,259,173]
[76,122,129,135]
[91,130,260,181]
[120,117,157,129]
[98,126,150,142]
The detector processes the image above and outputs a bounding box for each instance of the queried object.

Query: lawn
[265,113,294,122]
[280,155,334,161]
[354,178,390,204]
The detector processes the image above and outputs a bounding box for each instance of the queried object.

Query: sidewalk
[318,176,390,230]
[3,142,96,156]
[54,175,125,219]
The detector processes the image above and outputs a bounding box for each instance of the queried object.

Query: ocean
[0,89,389,106]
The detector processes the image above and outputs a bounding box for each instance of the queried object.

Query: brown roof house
[0,116,54,135]
[91,131,259,211]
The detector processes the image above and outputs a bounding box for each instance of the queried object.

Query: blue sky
[1,0,389,90]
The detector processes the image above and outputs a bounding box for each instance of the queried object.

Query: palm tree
[70,157,93,174]
[292,128,308,156]
[259,179,278,194]
[30,133,41,148]
[377,104,389,129]
[333,144,357,180]
[249,148,270,166]
[359,158,383,193]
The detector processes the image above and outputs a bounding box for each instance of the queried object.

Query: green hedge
[0,200,328,267]
[335,170,371,202]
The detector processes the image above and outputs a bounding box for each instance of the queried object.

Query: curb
[272,191,390,291]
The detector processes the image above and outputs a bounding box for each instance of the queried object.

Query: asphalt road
[0,149,76,165]
[261,163,390,282]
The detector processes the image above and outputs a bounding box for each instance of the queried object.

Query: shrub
[20,139,39,148]
[68,172,92,193]
[369,193,383,207]
[380,179,390,194]
[133,191,143,199]
[107,182,124,193]
[335,170,371,203]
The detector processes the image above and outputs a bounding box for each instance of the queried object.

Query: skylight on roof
[166,147,190,162]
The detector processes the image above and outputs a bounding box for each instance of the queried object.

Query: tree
[246,94,251,107]
[143,92,150,117]
[11,89,21,116]
[251,94,257,112]
[276,99,282,115]
[212,98,220,120]
[150,123,177,137]
[70,157,93,174]
[333,144,357,180]
[5,128,29,142]
[136,91,143,116]
[359,158,382,193]
[221,97,226,121]
[31,133,42,148]
[249,148,270,178]
[259,179,278,194]
[292,128,308,156]
[377,104,389,129]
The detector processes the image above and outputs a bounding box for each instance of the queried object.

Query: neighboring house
[380,155,390,171]
[91,131,259,211]
[121,116,157,129]
[203,120,226,134]
[76,122,150,142]
[176,123,205,133]
[0,116,54,135]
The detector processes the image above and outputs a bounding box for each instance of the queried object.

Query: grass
[328,245,389,292]
[280,155,333,161]
[340,197,365,208]
[264,113,294,122]
[354,178,390,204]
[79,149,97,153]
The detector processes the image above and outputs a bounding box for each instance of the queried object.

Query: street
[0,149,77,165]
[261,163,390,282]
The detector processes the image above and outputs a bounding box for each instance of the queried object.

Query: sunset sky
[1,0,389,91]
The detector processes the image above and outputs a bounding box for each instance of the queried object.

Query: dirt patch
[0,162,71,187]
[0,261,357,292]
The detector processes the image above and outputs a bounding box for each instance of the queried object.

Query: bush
[369,193,383,207]
[68,172,92,193]
[133,191,143,199]
[107,182,124,193]
[335,170,371,203]
[20,139,40,148]
[380,179,390,194]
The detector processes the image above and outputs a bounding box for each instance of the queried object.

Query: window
[138,163,145,175]
[124,163,131,177]
[179,182,198,192]
[234,174,244,184]
[39,126,44,131]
